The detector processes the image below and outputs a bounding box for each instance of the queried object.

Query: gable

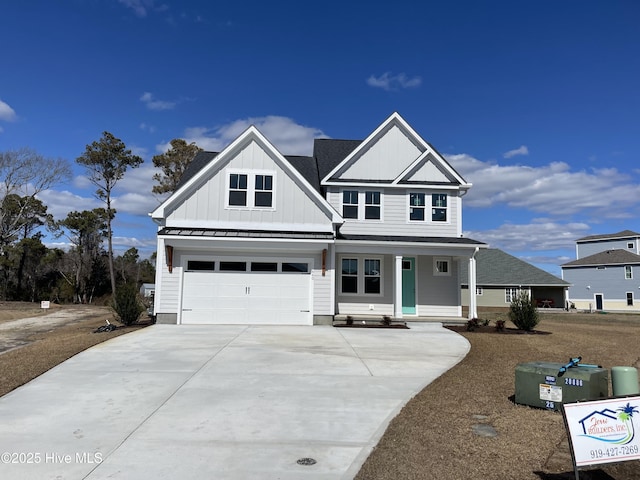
[322,112,469,188]
[397,153,459,184]
[151,126,340,231]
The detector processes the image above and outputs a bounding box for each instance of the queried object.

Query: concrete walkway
[0,323,469,480]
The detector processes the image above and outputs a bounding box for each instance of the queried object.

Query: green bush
[112,284,144,326]
[508,291,540,331]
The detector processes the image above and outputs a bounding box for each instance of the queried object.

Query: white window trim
[433,257,451,276]
[476,287,483,296]
[225,169,276,210]
[407,191,450,224]
[505,287,519,304]
[340,189,383,222]
[624,265,633,279]
[339,255,384,296]
[627,292,634,306]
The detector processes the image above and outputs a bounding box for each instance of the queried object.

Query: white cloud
[503,145,529,158]
[36,189,100,220]
[157,115,329,156]
[446,153,640,218]
[140,92,176,111]
[366,72,422,91]
[0,99,17,122]
[465,220,590,252]
[118,0,165,18]
[139,122,156,133]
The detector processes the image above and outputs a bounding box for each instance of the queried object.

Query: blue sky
[1,0,639,275]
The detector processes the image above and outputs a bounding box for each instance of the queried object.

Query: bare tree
[0,148,71,252]
[76,132,143,298]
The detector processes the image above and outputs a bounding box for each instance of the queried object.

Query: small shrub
[466,318,480,331]
[382,315,391,326]
[495,319,506,332]
[112,284,144,326]
[508,291,540,331]
[346,315,353,326]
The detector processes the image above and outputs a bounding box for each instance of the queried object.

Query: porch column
[394,255,403,319]
[468,254,478,319]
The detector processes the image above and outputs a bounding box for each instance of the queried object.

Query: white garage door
[180,258,312,325]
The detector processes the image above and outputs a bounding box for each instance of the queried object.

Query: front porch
[333,313,467,327]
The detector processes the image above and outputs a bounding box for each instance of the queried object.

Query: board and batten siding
[166,140,332,229]
[327,187,460,237]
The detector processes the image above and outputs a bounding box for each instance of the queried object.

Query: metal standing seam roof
[561,249,640,267]
[157,227,334,240]
[459,248,569,286]
[337,233,485,245]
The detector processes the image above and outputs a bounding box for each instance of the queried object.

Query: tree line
[0,136,201,304]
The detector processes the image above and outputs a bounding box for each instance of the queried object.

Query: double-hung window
[625,265,633,279]
[342,190,382,220]
[434,258,450,276]
[342,191,359,219]
[254,174,273,207]
[229,174,248,206]
[228,171,274,209]
[341,258,358,293]
[409,193,426,221]
[340,257,382,295]
[364,191,381,220]
[432,194,447,222]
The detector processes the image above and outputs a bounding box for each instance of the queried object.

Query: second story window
[625,265,633,279]
[254,174,273,207]
[409,193,425,221]
[365,191,380,220]
[342,190,358,219]
[432,194,447,222]
[229,174,248,206]
[227,171,275,209]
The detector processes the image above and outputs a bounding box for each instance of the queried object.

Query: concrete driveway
[0,323,469,480]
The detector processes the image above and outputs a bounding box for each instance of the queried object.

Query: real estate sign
[562,396,640,469]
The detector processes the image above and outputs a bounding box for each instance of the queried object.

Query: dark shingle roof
[285,155,320,191]
[562,249,640,267]
[460,248,569,286]
[576,230,640,242]
[174,151,218,191]
[312,138,362,181]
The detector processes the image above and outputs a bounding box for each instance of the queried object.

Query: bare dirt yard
[356,311,640,480]
[0,302,150,398]
[1,305,639,479]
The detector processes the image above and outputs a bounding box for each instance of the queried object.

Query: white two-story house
[150,112,486,325]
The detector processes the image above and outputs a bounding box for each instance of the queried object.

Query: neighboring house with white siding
[460,248,569,311]
[561,230,640,312]
[150,112,486,325]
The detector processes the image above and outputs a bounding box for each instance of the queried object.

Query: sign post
[562,396,640,479]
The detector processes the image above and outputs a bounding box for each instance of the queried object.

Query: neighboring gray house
[460,248,569,311]
[562,230,640,312]
[139,283,155,298]
[150,112,487,325]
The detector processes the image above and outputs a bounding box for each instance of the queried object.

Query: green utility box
[515,361,609,411]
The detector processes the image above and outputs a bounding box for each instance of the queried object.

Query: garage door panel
[181,264,311,325]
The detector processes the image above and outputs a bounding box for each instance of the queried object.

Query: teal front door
[402,258,416,315]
